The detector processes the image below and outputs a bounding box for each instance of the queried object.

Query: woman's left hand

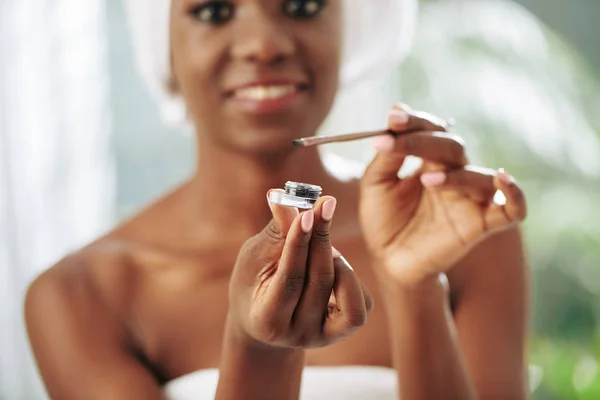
[359,104,527,287]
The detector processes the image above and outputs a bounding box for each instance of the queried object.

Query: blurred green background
[399,1,600,399]
[105,1,600,399]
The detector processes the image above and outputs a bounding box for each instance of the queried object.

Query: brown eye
[192,1,234,24]
[283,0,326,19]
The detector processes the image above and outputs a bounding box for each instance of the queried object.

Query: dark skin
[25,1,529,399]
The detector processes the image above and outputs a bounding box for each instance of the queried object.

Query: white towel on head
[124,0,418,127]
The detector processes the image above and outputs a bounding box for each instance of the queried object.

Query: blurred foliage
[398,1,600,398]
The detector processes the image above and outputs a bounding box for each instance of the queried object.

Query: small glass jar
[269,181,322,209]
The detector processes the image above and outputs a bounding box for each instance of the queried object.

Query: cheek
[321,3,343,77]
[170,23,223,111]
[309,28,342,103]
[305,10,343,98]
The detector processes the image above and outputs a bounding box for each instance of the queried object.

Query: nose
[230,10,295,65]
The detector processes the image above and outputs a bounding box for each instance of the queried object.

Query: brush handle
[292,117,453,148]
[293,129,393,147]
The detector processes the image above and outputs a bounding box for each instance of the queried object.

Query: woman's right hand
[227,191,373,350]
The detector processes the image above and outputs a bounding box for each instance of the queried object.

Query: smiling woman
[169,0,344,152]
[24,1,530,399]
[125,0,417,126]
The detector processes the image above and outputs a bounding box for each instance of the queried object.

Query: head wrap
[125,0,418,126]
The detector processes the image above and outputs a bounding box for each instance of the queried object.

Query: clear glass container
[269,181,322,209]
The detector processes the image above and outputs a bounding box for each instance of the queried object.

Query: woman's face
[170,0,342,154]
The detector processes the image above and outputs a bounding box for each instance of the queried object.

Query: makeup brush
[292,129,395,148]
[292,117,455,148]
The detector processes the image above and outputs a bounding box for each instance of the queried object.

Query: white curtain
[0,1,114,398]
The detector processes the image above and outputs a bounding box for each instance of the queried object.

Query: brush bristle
[292,140,303,147]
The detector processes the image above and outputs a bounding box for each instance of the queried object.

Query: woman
[25,0,529,399]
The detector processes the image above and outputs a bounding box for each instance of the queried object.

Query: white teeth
[235,85,297,100]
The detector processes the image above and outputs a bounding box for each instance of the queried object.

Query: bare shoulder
[24,238,141,340]
[24,237,169,398]
[25,181,192,324]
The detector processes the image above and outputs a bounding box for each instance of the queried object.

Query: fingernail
[332,246,342,259]
[301,210,314,233]
[420,171,447,187]
[338,256,354,271]
[389,108,409,127]
[394,102,412,113]
[372,135,395,153]
[321,199,337,222]
[498,168,512,185]
[266,190,274,212]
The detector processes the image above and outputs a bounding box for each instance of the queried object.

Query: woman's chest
[133,245,393,382]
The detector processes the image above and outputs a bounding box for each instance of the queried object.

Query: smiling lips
[234,84,298,100]
[228,82,308,115]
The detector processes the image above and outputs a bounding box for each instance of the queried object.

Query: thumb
[362,107,409,187]
[267,189,299,238]
[363,144,407,187]
[232,191,299,282]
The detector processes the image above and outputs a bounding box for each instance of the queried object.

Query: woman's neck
[187,139,339,238]
[117,138,359,255]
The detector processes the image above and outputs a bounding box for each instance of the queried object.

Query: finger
[325,283,373,320]
[247,191,299,272]
[366,104,453,185]
[420,166,498,203]
[324,256,367,342]
[359,280,374,315]
[391,131,468,167]
[388,103,450,133]
[328,247,373,315]
[366,131,466,185]
[485,169,528,230]
[362,143,407,186]
[267,189,299,238]
[293,196,337,334]
[264,210,313,324]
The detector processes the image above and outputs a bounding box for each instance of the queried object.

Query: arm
[215,316,305,400]
[360,104,529,400]
[219,194,372,400]
[25,260,309,400]
[379,269,477,400]
[448,227,529,399]
[26,193,372,400]
[24,264,164,400]
[379,228,528,400]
